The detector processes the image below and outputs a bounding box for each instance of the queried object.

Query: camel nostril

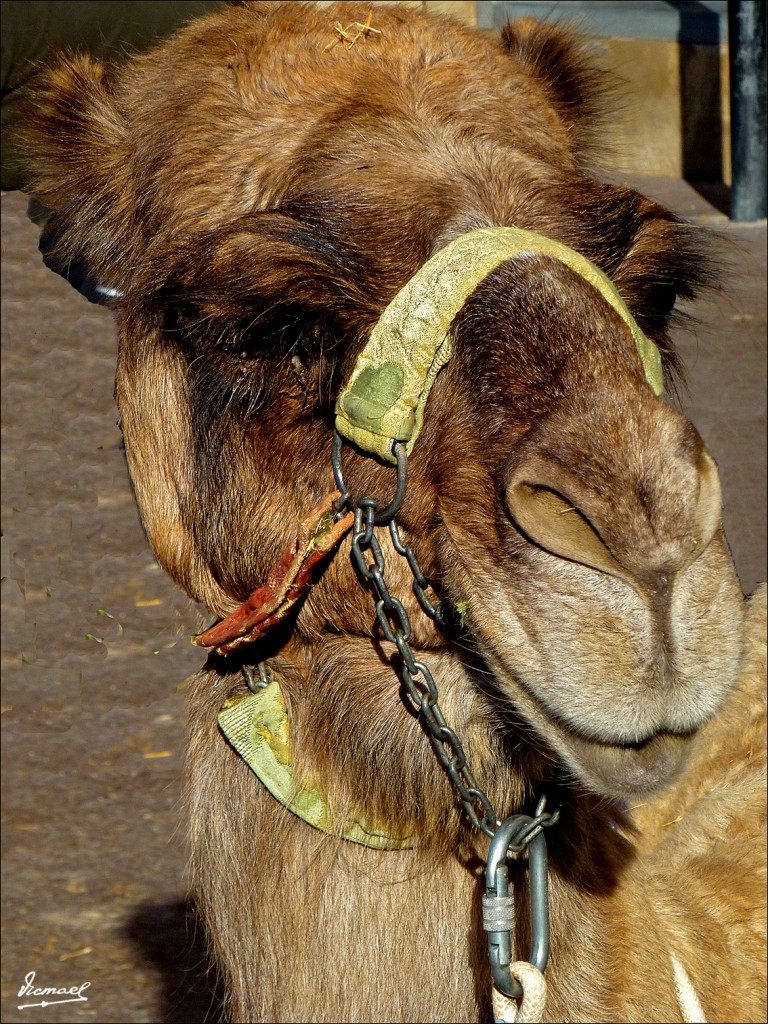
[504,444,725,587]
[505,476,625,578]
[692,451,722,558]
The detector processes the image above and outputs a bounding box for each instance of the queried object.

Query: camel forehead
[124,1,513,103]
[118,3,561,180]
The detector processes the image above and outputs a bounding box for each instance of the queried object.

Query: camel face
[16,7,764,1023]
[18,2,743,804]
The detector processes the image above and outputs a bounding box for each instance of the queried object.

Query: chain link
[389,519,448,625]
[507,795,561,851]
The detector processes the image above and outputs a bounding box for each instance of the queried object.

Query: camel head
[17,2,744,804]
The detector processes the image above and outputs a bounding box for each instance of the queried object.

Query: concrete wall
[591,37,730,183]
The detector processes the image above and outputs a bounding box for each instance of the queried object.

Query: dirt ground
[1,177,765,1024]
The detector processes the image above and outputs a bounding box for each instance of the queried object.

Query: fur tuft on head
[500,17,609,159]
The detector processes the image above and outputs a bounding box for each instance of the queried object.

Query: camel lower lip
[562,729,693,797]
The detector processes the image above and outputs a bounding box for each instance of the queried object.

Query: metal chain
[335,434,559,843]
[510,794,561,849]
[350,495,498,837]
[389,519,452,628]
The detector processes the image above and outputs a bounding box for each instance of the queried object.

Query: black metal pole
[729,1,767,221]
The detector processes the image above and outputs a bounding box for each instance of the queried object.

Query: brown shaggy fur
[16,3,766,1021]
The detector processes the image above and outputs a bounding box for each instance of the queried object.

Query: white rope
[491,962,547,1023]
[670,953,707,1024]
[489,953,706,1023]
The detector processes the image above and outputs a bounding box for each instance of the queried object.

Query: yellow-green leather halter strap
[335,226,663,464]
[219,681,414,850]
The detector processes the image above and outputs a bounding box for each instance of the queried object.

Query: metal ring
[331,431,351,511]
[242,663,271,693]
[331,432,408,525]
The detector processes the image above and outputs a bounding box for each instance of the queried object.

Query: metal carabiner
[483,814,551,999]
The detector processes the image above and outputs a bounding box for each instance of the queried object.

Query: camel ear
[16,54,133,280]
[499,18,605,151]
